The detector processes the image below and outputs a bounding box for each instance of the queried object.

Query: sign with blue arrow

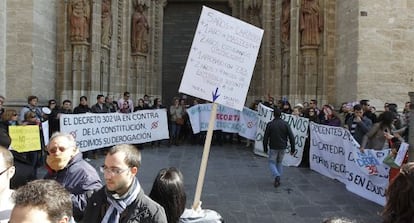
[179,6,263,111]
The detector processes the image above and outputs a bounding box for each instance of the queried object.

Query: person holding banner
[263,108,295,187]
[360,111,395,153]
[382,162,414,223]
[0,109,18,133]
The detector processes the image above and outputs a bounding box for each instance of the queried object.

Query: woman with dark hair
[149,167,186,223]
[319,104,341,127]
[0,109,18,133]
[281,101,292,114]
[382,162,414,223]
[134,98,146,111]
[73,96,91,114]
[360,111,395,153]
[149,167,223,223]
[152,98,165,109]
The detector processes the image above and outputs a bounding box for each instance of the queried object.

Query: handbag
[176,117,184,125]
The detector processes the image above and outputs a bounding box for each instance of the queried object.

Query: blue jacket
[44,152,102,221]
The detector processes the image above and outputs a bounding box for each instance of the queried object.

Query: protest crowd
[0,93,413,223]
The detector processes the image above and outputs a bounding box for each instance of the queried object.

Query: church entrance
[162,1,231,106]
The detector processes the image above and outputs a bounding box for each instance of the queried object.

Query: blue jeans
[268,149,285,178]
[170,122,181,139]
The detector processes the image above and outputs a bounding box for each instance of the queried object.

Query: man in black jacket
[81,144,167,223]
[263,108,295,188]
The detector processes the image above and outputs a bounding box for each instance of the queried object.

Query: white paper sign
[179,6,264,111]
[60,110,169,152]
[394,142,409,166]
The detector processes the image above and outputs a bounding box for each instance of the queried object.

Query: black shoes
[274,176,281,188]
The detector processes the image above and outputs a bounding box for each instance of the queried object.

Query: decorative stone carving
[69,0,90,42]
[245,0,262,28]
[131,3,149,54]
[101,0,112,47]
[299,0,323,47]
[280,0,290,47]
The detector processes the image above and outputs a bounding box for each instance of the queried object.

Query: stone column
[301,46,319,100]
[101,47,111,93]
[71,43,90,103]
[131,54,147,97]
[408,92,414,161]
[281,48,290,96]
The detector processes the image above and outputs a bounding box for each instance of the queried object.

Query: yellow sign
[9,125,41,152]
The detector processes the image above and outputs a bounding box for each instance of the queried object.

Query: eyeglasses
[0,166,11,176]
[100,166,130,176]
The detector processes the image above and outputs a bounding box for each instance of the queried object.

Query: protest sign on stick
[178,6,263,210]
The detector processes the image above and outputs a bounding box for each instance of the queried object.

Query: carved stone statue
[280,0,291,47]
[299,0,323,47]
[101,0,112,46]
[131,4,149,54]
[69,0,90,42]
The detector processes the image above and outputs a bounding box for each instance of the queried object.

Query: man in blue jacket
[44,132,102,222]
[263,108,296,188]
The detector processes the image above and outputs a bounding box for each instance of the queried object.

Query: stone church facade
[0,0,413,109]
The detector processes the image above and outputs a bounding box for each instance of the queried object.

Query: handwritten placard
[9,125,41,152]
[179,6,264,111]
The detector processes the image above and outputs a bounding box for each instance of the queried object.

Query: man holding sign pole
[263,108,295,188]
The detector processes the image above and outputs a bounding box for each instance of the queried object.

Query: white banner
[60,109,169,152]
[187,104,257,140]
[254,104,309,167]
[346,147,389,206]
[310,122,390,206]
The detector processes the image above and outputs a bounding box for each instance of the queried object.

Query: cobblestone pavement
[42,142,383,223]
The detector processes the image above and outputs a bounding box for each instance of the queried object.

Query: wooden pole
[192,102,218,210]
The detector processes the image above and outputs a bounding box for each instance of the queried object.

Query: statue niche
[131,3,150,54]
[101,0,112,47]
[299,0,323,47]
[69,0,90,42]
[280,0,290,48]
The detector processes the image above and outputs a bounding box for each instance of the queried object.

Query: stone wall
[33,0,57,101]
[335,0,359,105]
[3,0,56,106]
[337,0,414,109]
[0,1,5,97]
[358,0,414,109]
